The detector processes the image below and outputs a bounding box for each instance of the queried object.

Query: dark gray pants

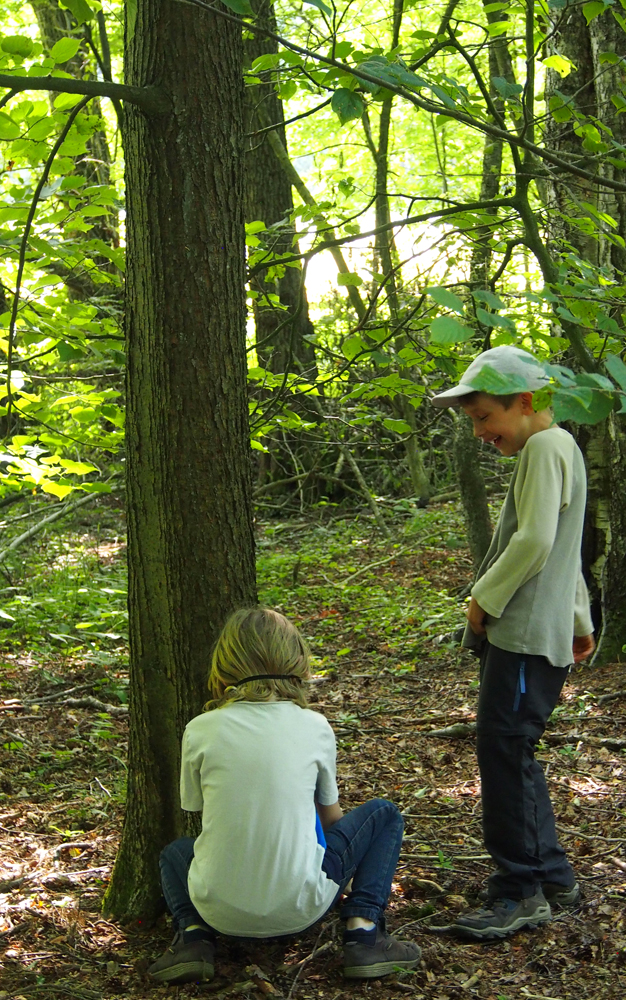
[476,641,575,900]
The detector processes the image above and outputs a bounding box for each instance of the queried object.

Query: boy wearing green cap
[432,346,595,940]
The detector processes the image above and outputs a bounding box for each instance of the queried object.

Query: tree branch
[0,73,169,113]
[6,97,91,433]
[176,0,626,194]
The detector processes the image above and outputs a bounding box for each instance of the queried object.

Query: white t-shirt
[180,700,340,937]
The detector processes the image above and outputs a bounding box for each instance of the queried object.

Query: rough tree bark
[103,0,256,921]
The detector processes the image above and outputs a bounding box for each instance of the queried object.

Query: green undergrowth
[257,504,468,670]
[0,499,471,680]
[0,498,127,674]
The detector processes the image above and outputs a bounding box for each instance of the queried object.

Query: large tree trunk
[103,0,256,921]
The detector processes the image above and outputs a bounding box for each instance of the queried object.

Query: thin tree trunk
[453,412,492,570]
[244,0,316,380]
[103,0,256,921]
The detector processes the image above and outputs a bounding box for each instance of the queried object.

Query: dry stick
[5,97,90,433]
[63,696,127,717]
[0,491,100,564]
[610,856,626,873]
[339,445,392,540]
[286,935,334,999]
[597,690,626,704]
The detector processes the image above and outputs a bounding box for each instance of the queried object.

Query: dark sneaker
[148,932,215,984]
[452,893,551,941]
[479,880,580,908]
[343,927,421,979]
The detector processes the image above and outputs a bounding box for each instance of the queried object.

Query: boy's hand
[572,634,595,663]
[467,597,487,635]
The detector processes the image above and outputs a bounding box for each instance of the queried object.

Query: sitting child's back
[182,699,338,936]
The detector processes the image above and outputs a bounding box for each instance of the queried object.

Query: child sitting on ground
[148,606,421,984]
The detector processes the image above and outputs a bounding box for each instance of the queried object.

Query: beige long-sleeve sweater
[464,425,593,667]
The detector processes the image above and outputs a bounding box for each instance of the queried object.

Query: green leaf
[1,35,34,57]
[304,0,332,13]
[59,0,97,23]
[552,386,615,424]
[251,53,280,72]
[472,289,505,310]
[383,418,412,434]
[50,38,81,63]
[604,353,626,392]
[582,0,606,23]
[0,113,20,140]
[221,0,254,14]
[575,372,615,392]
[476,307,515,331]
[429,316,472,344]
[492,77,523,100]
[59,459,97,474]
[341,335,365,359]
[41,479,75,499]
[469,366,528,395]
[543,54,576,77]
[427,286,465,314]
[337,271,363,286]
[54,92,87,110]
[57,341,87,362]
[331,88,365,125]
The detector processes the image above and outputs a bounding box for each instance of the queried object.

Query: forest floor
[1,499,625,1000]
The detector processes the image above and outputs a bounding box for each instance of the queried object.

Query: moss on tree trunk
[103,0,256,922]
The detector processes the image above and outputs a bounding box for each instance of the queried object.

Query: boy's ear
[519,391,534,413]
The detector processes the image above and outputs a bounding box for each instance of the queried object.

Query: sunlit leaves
[427,286,464,314]
[50,37,81,63]
[337,271,363,286]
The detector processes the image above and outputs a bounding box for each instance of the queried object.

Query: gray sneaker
[452,892,551,941]
[542,881,580,907]
[479,880,580,908]
[148,932,215,984]
[343,927,421,979]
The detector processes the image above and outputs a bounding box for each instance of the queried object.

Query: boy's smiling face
[461,392,538,457]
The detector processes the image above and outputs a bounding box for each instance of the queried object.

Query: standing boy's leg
[452,642,573,939]
[321,798,421,978]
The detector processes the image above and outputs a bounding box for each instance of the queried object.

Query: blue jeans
[159,797,403,933]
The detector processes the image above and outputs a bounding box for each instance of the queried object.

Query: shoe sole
[344,957,421,979]
[149,960,214,983]
[453,911,551,942]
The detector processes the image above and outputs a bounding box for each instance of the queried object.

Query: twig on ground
[62,696,128,716]
[609,856,626,873]
[598,690,626,704]
[287,930,334,999]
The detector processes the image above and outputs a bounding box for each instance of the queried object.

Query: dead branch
[597,690,626,704]
[63,696,128,717]
[0,492,100,564]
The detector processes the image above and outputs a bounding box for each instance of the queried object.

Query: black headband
[230,673,303,687]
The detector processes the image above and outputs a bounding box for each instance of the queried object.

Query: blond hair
[205,607,310,711]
